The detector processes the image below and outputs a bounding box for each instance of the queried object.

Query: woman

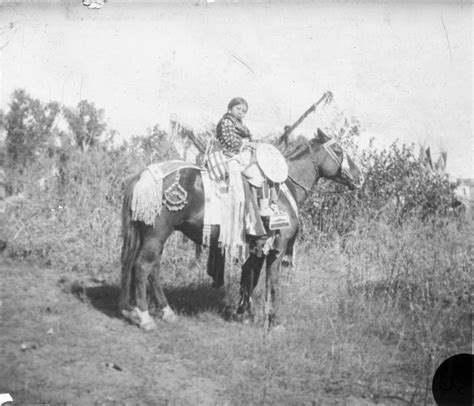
[214,97,267,264]
[216,97,252,157]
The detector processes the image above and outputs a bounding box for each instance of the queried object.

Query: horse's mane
[271,135,311,161]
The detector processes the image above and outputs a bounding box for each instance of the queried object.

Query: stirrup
[269,208,291,230]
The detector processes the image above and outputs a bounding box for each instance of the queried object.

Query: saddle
[204,143,291,232]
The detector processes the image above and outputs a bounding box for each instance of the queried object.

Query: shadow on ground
[70,281,232,320]
[70,283,122,318]
[164,284,232,319]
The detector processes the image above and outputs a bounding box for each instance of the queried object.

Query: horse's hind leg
[133,225,174,330]
[132,255,157,330]
[149,268,178,324]
[147,223,179,323]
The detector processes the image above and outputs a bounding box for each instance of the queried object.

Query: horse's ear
[314,128,327,141]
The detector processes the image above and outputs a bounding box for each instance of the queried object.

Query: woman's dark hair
[227,97,248,111]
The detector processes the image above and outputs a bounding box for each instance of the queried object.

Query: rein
[288,174,351,197]
[287,174,317,198]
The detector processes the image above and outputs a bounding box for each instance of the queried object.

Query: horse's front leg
[264,249,287,330]
[236,253,265,322]
[207,231,226,288]
[149,265,178,324]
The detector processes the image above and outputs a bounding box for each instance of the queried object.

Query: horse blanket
[130,160,298,262]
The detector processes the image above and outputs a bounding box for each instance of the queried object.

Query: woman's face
[229,103,248,120]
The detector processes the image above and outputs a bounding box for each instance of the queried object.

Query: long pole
[279,91,333,146]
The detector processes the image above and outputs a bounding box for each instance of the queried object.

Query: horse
[119,128,364,330]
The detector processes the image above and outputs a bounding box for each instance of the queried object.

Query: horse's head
[309,129,364,190]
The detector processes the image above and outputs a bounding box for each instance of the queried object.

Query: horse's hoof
[162,305,178,323]
[121,308,142,326]
[232,312,243,323]
[125,307,156,330]
[233,309,253,324]
[121,309,132,320]
[140,319,157,331]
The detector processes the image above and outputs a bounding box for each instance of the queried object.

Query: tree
[129,125,179,164]
[63,100,107,151]
[5,89,60,168]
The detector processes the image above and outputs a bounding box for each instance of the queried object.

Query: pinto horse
[119,128,364,330]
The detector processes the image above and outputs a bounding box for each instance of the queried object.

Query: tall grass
[4,148,126,276]
[210,215,472,404]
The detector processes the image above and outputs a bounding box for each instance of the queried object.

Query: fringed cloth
[131,161,200,226]
[131,164,164,226]
[218,159,248,263]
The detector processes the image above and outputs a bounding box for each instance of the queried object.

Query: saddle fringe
[131,166,163,226]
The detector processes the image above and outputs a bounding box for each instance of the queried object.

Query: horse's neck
[285,154,319,205]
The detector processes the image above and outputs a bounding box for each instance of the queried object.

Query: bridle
[287,138,362,198]
[321,138,360,187]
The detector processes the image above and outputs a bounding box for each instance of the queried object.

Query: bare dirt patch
[0,259,228,406]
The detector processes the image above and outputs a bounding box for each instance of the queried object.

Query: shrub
[301,138,459,236]
[4,89,60,169]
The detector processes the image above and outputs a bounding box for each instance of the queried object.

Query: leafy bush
[4,89,60,169]
[300,130,459,236]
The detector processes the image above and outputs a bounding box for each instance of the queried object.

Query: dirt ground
[0,258,232,406]
[0,256,419,406]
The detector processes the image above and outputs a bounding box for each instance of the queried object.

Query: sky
[0,1,472,178]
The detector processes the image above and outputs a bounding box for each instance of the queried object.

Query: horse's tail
[119,173,143,312]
